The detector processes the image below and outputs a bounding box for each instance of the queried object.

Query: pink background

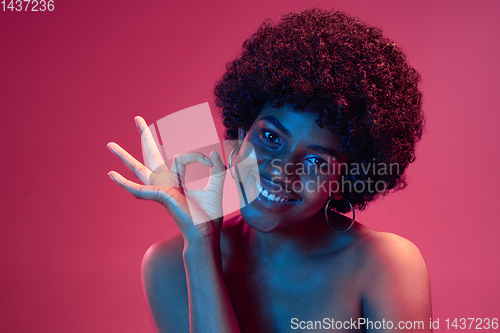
[1,0,499,331]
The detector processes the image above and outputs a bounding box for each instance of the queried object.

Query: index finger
[135,116,165,172]
[107,142,152,185]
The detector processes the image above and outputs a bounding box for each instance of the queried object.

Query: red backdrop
[1,0,499,331]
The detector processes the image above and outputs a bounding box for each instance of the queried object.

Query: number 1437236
[2,0,54,11]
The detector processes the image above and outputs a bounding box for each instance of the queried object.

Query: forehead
[254,103,341,150]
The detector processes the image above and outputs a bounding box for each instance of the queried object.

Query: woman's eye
[307,157,322,165]
[263,131,280,144]
[306,157,330,172]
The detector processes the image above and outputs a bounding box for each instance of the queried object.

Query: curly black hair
[214,8,424,212]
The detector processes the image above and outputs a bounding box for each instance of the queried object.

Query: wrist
[182,231,221,256]
[182,217,221,240]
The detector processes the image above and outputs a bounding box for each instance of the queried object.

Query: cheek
[297,175,332,203]
[237,137,270,167]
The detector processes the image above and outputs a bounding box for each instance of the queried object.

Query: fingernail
[134,117,142,132]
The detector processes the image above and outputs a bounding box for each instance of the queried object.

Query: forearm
[183,237,240,333]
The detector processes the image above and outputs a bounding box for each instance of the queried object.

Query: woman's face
[236,103,348,232]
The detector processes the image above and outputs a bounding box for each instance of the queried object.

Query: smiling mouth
[254,179,297,203]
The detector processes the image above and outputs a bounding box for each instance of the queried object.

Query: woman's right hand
[107,116,227,241]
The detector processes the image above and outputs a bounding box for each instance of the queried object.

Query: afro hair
[214,8,424,212]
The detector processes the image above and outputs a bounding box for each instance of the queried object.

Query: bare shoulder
[355,226,429,278]
[142,231,185,270]
[140,215,244,332]
[141,214,244,297]
[141,232,188,332]
[353,224,432,328]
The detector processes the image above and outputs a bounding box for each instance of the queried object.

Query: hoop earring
[324,195,355,232]
[228,144,241,180]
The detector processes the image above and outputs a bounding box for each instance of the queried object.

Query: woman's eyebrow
[308,145,339,158]
[258,116,291,137]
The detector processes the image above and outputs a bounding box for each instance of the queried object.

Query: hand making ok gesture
[107,116,227,241]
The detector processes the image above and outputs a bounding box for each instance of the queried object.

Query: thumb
[205,151,227,191]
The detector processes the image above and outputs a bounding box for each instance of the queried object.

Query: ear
[237,128,247,145]
[331,191,343,201]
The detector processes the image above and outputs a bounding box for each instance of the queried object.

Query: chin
[239,204,283,233]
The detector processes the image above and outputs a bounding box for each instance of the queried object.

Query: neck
[243,210,348,263]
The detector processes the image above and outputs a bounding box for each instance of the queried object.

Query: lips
[255,176,297,203]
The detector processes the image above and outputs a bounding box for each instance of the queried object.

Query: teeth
[256,181,290,202]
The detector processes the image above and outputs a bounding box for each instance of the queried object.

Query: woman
[108,8,431,333]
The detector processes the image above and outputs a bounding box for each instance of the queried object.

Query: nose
[265,157,284,177]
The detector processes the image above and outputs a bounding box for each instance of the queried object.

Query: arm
[361,233,432,333]
[183,236,240,333]
[108,116,240,333]
[141,233,240,333]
